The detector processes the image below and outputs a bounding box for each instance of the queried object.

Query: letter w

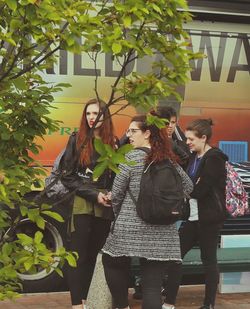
[189,31,227,82]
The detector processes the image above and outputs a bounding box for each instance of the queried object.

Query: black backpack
[129,154,184,225]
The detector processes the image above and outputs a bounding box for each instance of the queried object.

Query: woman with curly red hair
[102,114,189,309]
[60,98,117,309]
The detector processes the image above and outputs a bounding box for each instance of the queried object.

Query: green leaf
[107,162,120,174]
[147,114,167,128]
[4,37,17,46]
[20,206,28,216]
[0,184,7,198]
[112,42,122,54]
[151,3,162,14]
[117,144,133,155]
[2,243,12,256]
[166,8,174,17]
[27,208,39,222]
[94,138,106,156]
[93,161,108,180]
[135,83,148,95]
[34,231,43,245]
[55,268,63,277]
[24,259,34,271]
[55,83,72,88]
[17,233,33,245]
[66,254,77,267]
[42,211,64,222]
[13,132,24,142]
[123,15,131,28]
[176,0,188,9]
[111,153,127,164]
[35,217,45,230]
[1,132,10,141]
[13,77,27,90]
[6,0,17,11]
[47,12,61,21]
[66,34,76,47]
[104,144,114,156]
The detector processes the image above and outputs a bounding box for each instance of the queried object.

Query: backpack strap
[128,188,137,205]
[135,147,151,154]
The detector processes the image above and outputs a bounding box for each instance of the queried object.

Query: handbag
[44,150,70,200]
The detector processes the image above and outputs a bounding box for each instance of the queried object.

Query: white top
[189,198,199,221]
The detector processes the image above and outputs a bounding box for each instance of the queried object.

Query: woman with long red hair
[60,98,117,309]
[102,113,191,309]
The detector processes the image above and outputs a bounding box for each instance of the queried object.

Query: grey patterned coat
[102,149,182,261]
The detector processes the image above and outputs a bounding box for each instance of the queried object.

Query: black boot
[199,305,214,309]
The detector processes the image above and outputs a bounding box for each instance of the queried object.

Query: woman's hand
[97,192,112,207]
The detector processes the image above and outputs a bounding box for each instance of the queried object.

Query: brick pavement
[1,286,250,309]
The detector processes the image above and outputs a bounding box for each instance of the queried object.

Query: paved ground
[1,286,250,308]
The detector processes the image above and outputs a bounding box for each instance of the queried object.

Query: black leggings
[103,253,179,309]
[67,214,111,305]
[165,221,221,306]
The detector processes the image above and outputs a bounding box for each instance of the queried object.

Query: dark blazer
[60,132,115,203]
[187,147,228,225]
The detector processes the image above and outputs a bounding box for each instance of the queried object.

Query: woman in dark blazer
[163,119,228,309]
[60,98,117,309]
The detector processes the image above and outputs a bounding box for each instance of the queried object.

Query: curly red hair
[131,113,177,163]
[76,98,115,165]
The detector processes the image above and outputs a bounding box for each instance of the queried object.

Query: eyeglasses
[126,128,141,136]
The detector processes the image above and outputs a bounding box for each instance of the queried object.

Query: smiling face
[86,103,104,129]
[185,130,207,153]
[126,121,150,148]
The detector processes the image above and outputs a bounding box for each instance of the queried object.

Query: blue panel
[219,141,248,163]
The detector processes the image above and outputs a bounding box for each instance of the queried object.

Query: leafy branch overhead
[0,0,201,299]
[81,0,202,110]
[93,139,134,179]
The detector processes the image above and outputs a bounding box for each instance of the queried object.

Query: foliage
[0,0,201,299]
[93,140,134,179]
[0,0,93,299]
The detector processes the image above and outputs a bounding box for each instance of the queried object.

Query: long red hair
[131,113,177,163]
[76,98,115,165]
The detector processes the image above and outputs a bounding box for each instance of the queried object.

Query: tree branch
[0,43,16,77]
[7,22,69,81]
[11,45,61,80]
[0,41,23,82]
[88,51,102,104]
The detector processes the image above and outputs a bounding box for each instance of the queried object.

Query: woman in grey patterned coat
[102,114,183,309]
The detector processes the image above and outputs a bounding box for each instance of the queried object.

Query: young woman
[60,98,117,309]
[156,106,191,169]
[164,118,228,309]
[102,114,184,309]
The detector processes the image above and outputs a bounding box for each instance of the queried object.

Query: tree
[0,0,201,300]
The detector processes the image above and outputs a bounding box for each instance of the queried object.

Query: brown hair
[131,113,177,163]
[76,98,115,165]
[186,118,213,142]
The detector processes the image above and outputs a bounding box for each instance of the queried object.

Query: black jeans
[164,221,221,306]
[102,253,178,309]
[67,214,111,305]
